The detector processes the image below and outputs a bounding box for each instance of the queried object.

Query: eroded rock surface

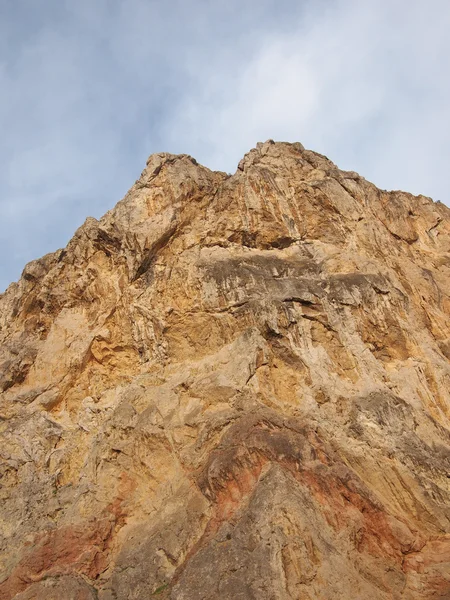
[1,141,450,599]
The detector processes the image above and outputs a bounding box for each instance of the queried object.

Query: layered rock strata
[1,141,450,599]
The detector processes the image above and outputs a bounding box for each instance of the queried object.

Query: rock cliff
[1,141,450,599]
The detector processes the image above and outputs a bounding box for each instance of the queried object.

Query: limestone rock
[1,142,450,599]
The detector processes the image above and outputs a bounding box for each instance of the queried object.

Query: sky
[1,0,450,292]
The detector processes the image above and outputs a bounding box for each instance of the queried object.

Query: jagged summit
[3,140,446,298]
[0,142,450,599]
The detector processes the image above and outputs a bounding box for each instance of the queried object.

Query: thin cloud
[163,0,450,202]
[1,0,449,291]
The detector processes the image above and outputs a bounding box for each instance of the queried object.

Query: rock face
[1,141,450,599]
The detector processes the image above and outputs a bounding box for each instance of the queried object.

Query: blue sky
[1,0,450,291]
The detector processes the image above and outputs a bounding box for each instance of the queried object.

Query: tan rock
[1,142,450,599]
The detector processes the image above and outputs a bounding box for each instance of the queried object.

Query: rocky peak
[0,142,450,599]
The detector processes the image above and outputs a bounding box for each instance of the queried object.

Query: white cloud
[162,0,450,203]
[1,0,450,291]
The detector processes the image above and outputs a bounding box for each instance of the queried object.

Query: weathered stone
[1,141,450,599]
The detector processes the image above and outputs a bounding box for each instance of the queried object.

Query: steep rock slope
[1,141,450,599]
